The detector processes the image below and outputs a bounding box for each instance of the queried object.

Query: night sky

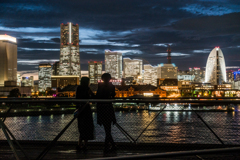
[1,0,240,78]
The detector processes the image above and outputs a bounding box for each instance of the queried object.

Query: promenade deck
[0,141,240,160]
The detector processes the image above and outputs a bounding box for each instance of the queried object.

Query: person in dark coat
[96,73,116,153]
[76,77,94,151]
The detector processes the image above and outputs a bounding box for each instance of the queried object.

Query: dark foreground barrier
[0,98,240,159]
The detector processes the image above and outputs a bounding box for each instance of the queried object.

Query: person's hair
[81,77,90,87]
[101,73,111,83]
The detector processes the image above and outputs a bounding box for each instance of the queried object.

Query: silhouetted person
[96,73,116,154]
[76,77,94,152]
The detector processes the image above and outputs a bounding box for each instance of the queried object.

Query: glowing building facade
[189,67,205,82]
[205,47,226,85]
[59,23,80,77]
[21,76,34,87]
[39,64,52,92]
[105,50,122,79]
[52,61,59,75]
[144,64,158,86]
[88,61,102,84]
[123,58,143,83]
[0,35,17,86]
[157,63,178,79]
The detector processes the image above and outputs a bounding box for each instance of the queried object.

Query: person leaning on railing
[96,73,117,154]
[75,77,95,152]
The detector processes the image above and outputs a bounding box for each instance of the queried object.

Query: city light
[0,35,17,43]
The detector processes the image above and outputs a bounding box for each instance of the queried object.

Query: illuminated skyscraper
[205,47,226,85]
[21,76,34,87]
[105,50,122,79]
[144,64,157,86]
[123,58,143,83]
[0,35,17,86]
[39,63,52,92]
[59,22,80,77]
[52,61,59,75]
[189,67,205,82]
[157,63,178,79]
[88,61,102,84]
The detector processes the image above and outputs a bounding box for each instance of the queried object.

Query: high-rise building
[39,63,52,92]
[21,76,34,87]
[233,70,240,81]
[157,63,178,79]
[227,70,234,82]
[189,67,205,82]
[17,73,21,86]
[123,58,143,83]
[144,64,157,86]
[88,61,102,84]
[59,22,80,77]
[0,35,17,86]
[105,50,122,79]
[52,61,59,75]
[205,47,226,85]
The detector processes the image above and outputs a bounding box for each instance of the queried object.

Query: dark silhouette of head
[81,77,90,87]
[101,73,111,83]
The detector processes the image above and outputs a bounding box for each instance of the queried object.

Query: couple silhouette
[75,73,116,154]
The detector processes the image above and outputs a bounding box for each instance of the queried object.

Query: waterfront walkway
[1,141,240,160]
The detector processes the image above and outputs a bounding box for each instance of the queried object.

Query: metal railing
[0,98,240,159]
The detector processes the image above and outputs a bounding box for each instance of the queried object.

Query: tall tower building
[205,47,226,85]
[88,61,102,84]
[123,58,143,83]
[143,64,158,86]
[167,44,171,64]
[39,63,52,92]
[105,50,122,79]
[52,61,59,75]
[59,22,80,77]
[0,35,17,86]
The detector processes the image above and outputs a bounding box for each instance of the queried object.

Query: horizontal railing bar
[94,146,240,160]
[0,99,240,104]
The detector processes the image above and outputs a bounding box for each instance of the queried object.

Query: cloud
[18,47,60,51]
[193,49,211,53]
[0,26,59,33]
[181,4,240,16]
[156,52,189,57]
[112,50,143,55]
[18,59,59,65]
[153,43,173,47]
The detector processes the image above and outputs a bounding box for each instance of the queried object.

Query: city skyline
[0,1,240,78]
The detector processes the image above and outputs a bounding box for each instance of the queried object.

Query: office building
[178,75,195,81]
[234,70,240,81]
[157,63,178,79]
[21,76,34,87]
[143,64,157,86]
[227,70,234,82]
[88,61,102,84]
[17,74,21,86]
[105,50,122,79]
[52,61,59,75]
[205,47,227,85]
[51,75,79,89]
[0,35,17,86]
[39,63,52,92]
[189,67,205,82]
[123,58,143,83]
[59,22,81,77]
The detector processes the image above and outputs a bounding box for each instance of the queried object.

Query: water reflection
[1,111,240,144]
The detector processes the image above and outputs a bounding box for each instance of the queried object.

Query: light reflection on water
[0,111,240,144]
